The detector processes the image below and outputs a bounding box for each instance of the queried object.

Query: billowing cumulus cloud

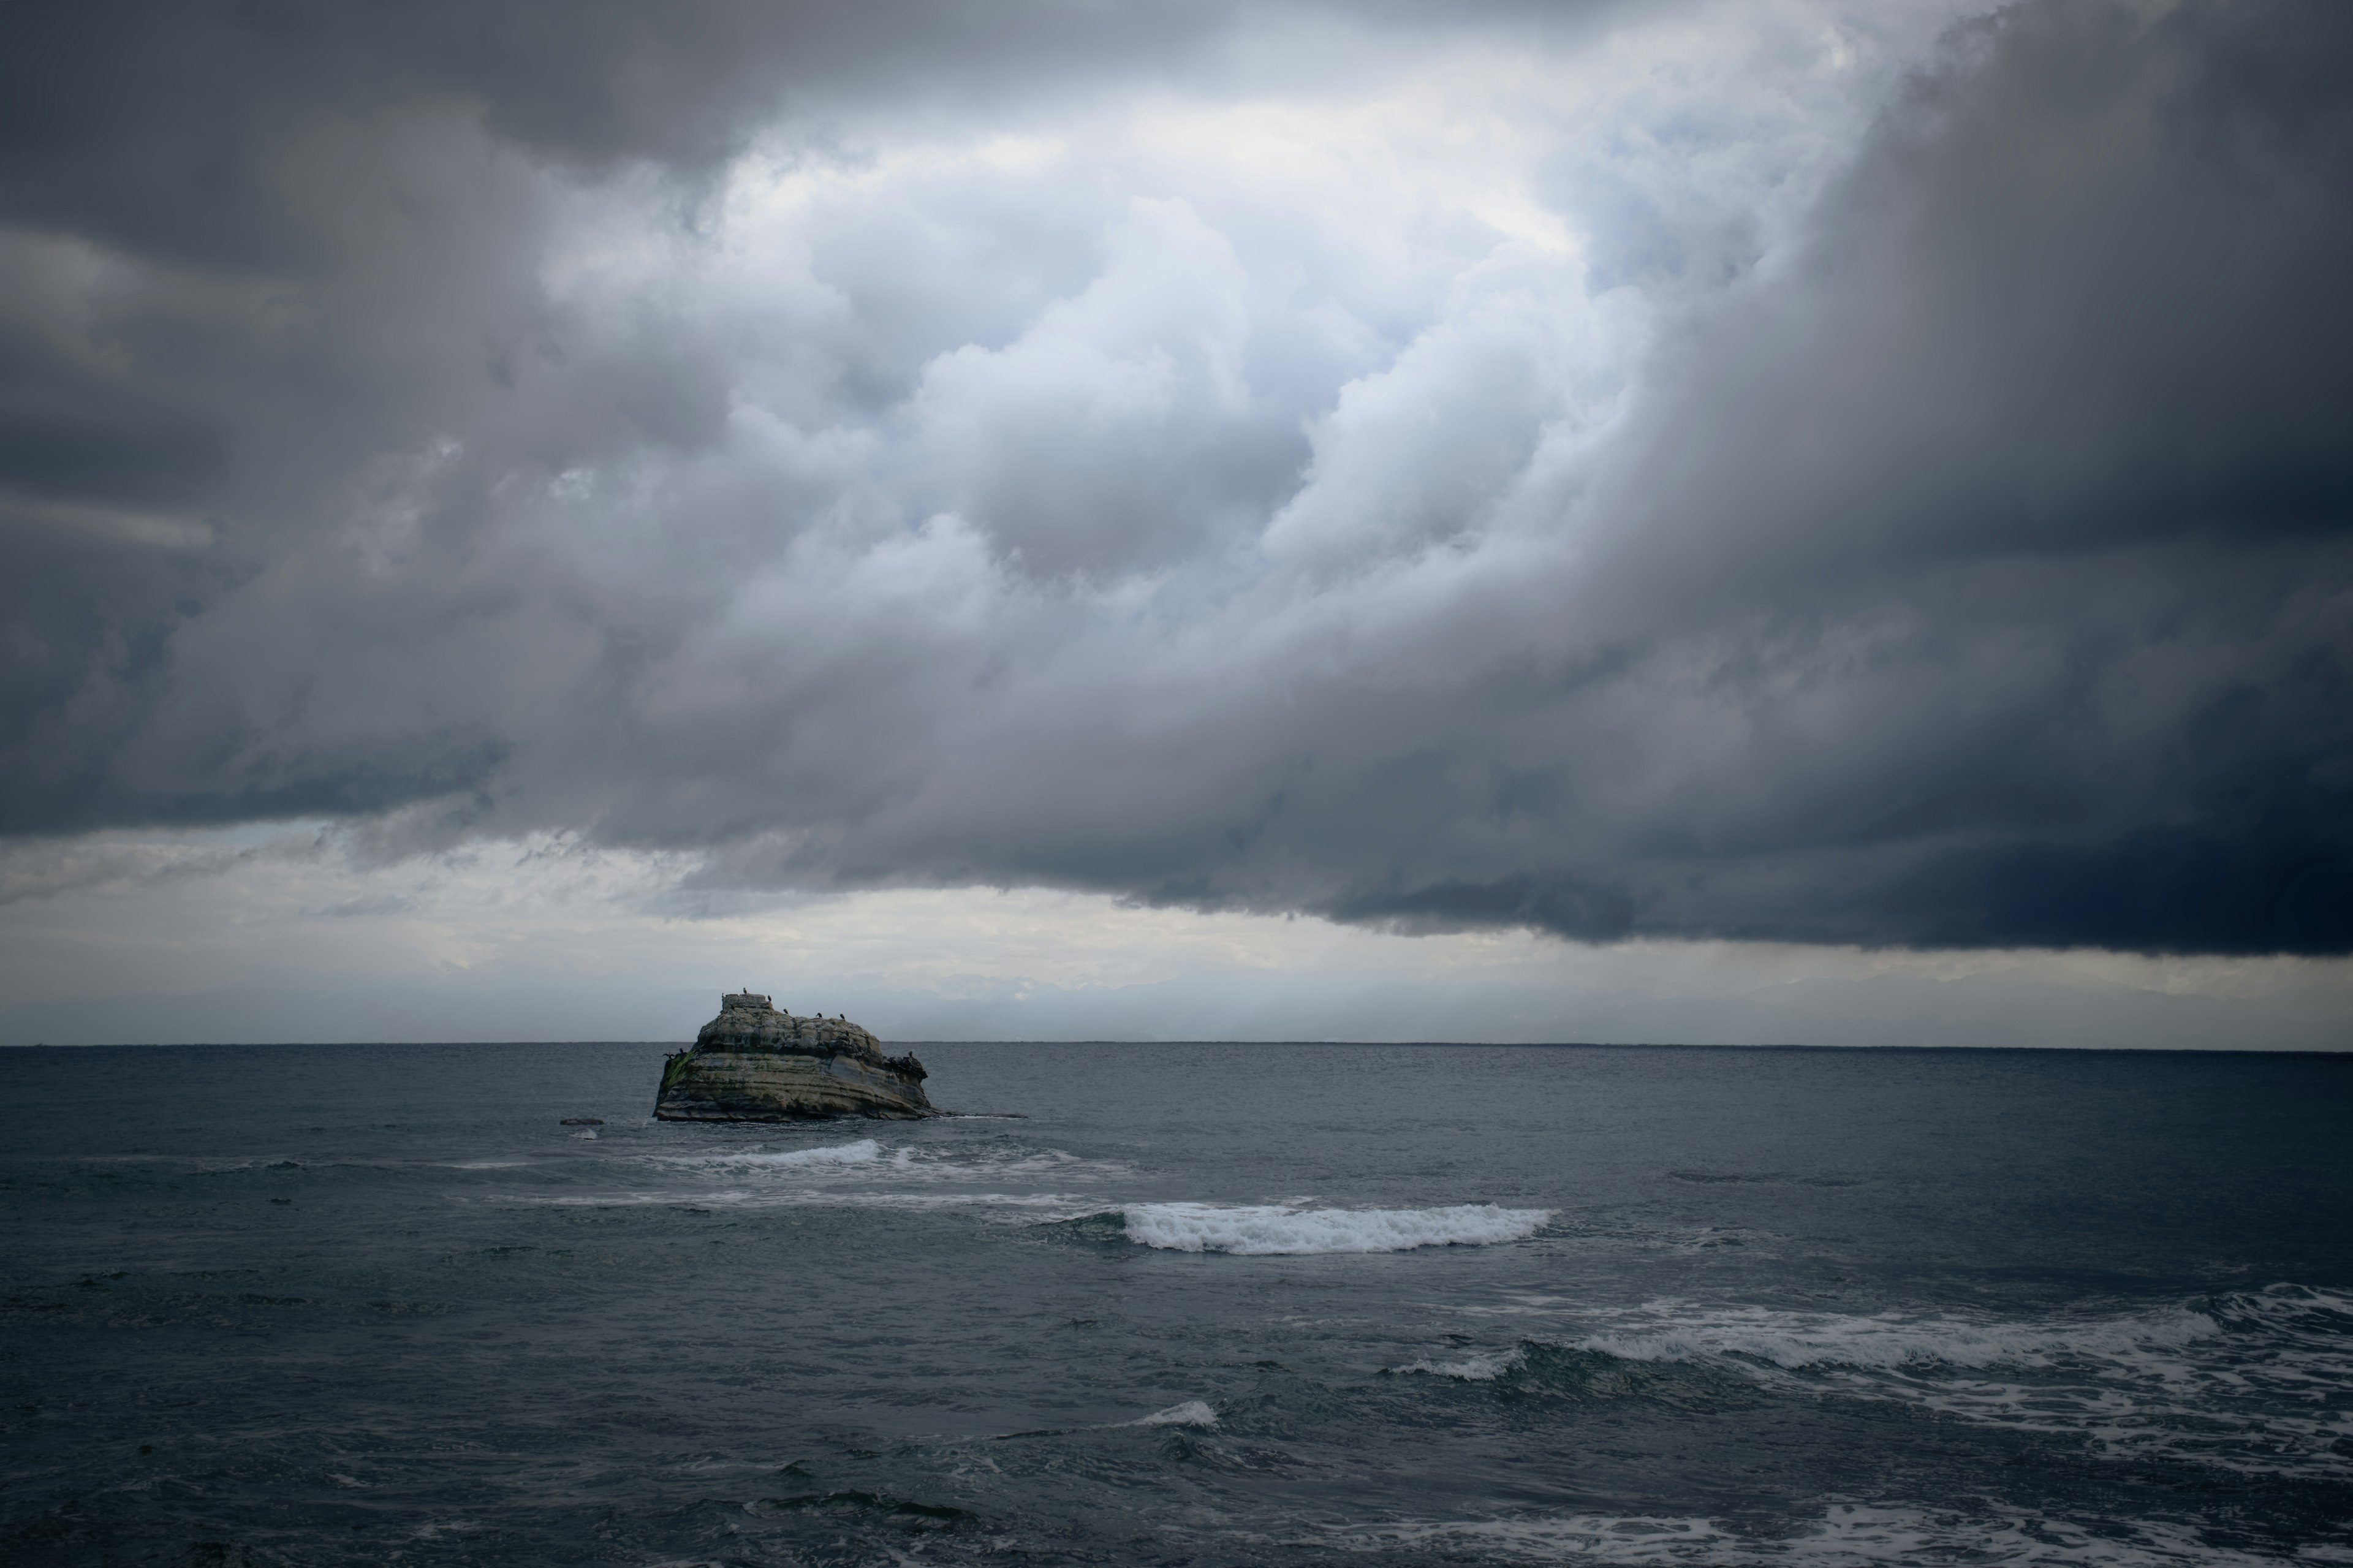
[2,0,2347,960]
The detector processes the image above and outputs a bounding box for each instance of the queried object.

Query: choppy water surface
[2,1042,2348,1566]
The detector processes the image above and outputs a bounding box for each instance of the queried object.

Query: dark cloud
[1,0,1192,270]
[1,0,2347,955]
[1,0,1637,269]
[1552,0,2353,950]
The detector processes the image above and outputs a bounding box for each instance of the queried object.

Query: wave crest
[1108,1202,1552,1255]
[1398,1287,2353,1480]
[657,1139,882,1169]
[1126,1400,1219,1428]
[1319,1503,2307,1565]
[1576,1303,2221,1371]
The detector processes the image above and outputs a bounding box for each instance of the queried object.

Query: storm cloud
[2,0,2347,955]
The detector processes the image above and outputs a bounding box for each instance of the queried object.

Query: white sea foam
[1314,1503,2322,1565]
[1422,1286,2353,1480]
[1126,1400,1219,1428]
[648,1140,1121,1187]
[496,1188,1088,1213]
[659,1139,882,1168]
[1575,1301,2221,1371]
[1118,1203,1551,1256]
[1392,1348,1524,1381]
[753,1190,1088,1212]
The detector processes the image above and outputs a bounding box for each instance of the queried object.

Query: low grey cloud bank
[2,0,2347,955]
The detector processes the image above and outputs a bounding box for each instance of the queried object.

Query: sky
[2,0,2349,1047]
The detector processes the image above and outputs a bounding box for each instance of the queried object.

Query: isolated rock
[654,993,938,1121]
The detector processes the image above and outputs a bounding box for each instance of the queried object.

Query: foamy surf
[654,1139,882,1168]
[1572,1300,2222,1371]
[645,1140,1121,1187]
[498,1189,1089,1213]
[1315,1503,2312,1565]
[1108,1202,1552,1255]
[1408,1287,2353,1480]
[1391,1348,1523,1380]
[1125,1400,1219,1428]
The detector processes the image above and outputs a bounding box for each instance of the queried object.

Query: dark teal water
[2,1042,2349,1566]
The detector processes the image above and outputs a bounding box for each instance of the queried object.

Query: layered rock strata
[655,992,938,1120]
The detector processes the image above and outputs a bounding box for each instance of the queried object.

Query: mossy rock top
[695,993,892,1061]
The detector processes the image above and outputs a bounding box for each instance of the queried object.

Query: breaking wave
[1574,1300,2222,1370]
[656,1139,882,1169]
[1124,1400,1219,1428]
[645,1138,1121,1186]
[1391,1348,1523,1381]
[1401,1286,2353,1480]
[1314,1502,2327,1565]
[1099,1202,1552,1255]
[482,1134,1131,1217]
[498,1189,1088,1213]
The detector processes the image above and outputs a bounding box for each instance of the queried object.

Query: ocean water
[2,1041,2349,1567]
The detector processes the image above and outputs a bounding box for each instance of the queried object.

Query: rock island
[655,992,939,1120]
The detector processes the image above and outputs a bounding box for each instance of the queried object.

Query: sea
[2,1041,2349,1567]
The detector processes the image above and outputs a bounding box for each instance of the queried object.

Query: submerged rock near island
[656,993,939,1121]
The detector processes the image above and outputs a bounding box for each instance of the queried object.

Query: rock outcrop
[654,993,938,1121]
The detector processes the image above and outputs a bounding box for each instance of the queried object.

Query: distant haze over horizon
[4,0,2350,1047]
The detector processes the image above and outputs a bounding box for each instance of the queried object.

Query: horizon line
[5,1039,2347,1058]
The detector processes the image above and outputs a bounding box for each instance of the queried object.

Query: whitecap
[1315,1502,2309,1564]
[1117,1203,1551,1256]
[1391,1348,1525,1381]
[1125,1400,1219,1428]
[645,1140,1124,1187]
[490,1188,1088,1213]
[1462,1288,2353,1480]
[656,1139,881,1169]
[1574,1302,2221,1371]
